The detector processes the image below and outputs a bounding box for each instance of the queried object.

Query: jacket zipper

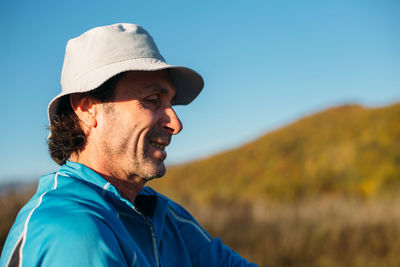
[132,206,160,267]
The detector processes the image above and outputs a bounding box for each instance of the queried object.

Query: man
[0,23,257,266]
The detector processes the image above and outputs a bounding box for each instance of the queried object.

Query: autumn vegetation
[1,103,400,266]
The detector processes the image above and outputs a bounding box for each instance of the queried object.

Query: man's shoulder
[19,171,118,231]
[1,171,121,266]
[40,172,112,208]
[38,175,113,217]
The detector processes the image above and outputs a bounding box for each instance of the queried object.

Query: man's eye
[145,95,159,104]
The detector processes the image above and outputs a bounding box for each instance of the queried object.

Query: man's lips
[150,141,167,150]
[149,137,170,151]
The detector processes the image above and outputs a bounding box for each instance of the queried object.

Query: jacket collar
[58,160,167,222]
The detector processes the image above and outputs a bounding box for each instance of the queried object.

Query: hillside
[152,103,400,203]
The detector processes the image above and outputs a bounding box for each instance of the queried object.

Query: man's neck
[100,173,146,203]
[69,153,146,203]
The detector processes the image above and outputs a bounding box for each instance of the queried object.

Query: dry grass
[186,196,400,267]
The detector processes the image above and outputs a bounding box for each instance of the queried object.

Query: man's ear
[70,94,98,128]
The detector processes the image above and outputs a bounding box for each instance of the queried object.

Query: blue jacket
[1,161,257,266]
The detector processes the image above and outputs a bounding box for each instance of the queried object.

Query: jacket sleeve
[167,201,258,267]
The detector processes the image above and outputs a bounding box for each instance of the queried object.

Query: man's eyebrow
[145,84,176,99]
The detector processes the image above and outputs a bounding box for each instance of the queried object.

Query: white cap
[48,23,204,124]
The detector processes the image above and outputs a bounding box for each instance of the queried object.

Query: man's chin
[140,162,166,182]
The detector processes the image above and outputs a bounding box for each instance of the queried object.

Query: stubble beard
[135,145,166,182]
[102,103,167,182]
[104,135,166,182]
[136,159,166,182]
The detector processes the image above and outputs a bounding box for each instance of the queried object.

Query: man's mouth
[150,141,166,150]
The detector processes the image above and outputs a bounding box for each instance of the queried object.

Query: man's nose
[163,106,183,135]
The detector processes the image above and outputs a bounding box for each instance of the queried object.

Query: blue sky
[1,0,399,182]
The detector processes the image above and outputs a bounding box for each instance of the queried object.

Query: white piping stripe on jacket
[167,206,212,243]
[103,182,111,190]
[53,173,58,189]
[102,182,111,197]
[14,173,59,267]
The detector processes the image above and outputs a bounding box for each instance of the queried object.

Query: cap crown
[61,23,164,92]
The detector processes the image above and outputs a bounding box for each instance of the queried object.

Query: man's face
[95,70,182,181]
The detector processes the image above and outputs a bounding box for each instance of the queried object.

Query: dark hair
[48,72,126,165]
